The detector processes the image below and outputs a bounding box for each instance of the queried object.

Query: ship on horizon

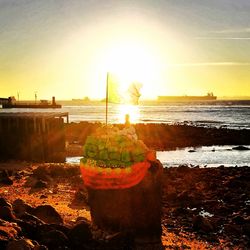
[157,92,217,102]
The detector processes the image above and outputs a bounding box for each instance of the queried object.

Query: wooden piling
[0,112,68,162]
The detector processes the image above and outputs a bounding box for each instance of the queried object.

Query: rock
[177,164,191,173]
[13,199,34,216]
[33,165,49,179]
[68,221,92,248]
[36,224,70,239]
[31,205,63,224]
[39,230,69,250]
[0,206,15,221]
[6,238,35,250]
[232,215,246,225]
[188,149,196,153]
[0,219,21,248]
[33,180,48,189]
[19,212,45,225]
[232,145,250,151]
[242,223,250,237]
[0,170,13,185]
[34,245,48,250]
[0,197,12,208]
[64,165,81,177]
[224,224,242,236]
[49,164,66,178]
[192,215,214,233]
[14,172,22,180]
[70,189,88,207]
[40,195,48,199]
[15,219,39,240]
[24,176,38,188]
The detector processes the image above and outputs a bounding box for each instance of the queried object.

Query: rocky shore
[0,163,249,249]
[65,122,250,156]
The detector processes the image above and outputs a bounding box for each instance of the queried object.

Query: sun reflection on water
[117,104,140,124]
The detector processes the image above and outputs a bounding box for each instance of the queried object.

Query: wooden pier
[0,112,68,162]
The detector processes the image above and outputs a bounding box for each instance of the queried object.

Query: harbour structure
[158,92,217,102]
[0,112,68,162]
[0,96,62,108]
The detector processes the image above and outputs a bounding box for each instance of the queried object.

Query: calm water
[67,145,250,167]
[1,100,250,129]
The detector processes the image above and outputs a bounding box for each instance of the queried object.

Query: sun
[98,39,161,99]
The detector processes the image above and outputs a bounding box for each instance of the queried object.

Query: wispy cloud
[196,27,250,40]
[208,28,250,34]
[166,62,250,67]
[195,37,250,40]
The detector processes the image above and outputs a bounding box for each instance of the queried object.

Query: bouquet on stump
[80,125,156,189]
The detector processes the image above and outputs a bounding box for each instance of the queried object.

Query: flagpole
[105,72,109,125]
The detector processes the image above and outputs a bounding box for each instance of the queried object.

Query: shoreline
[0,163,249,248]
[65,122,250,156]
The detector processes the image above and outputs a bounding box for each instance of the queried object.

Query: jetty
[0,112,68,162]
[0,96,62,109]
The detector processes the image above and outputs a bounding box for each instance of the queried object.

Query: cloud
[195,37,250,40]
[196,27,250,40]
[207,28,250,34]
[166,62,250,67]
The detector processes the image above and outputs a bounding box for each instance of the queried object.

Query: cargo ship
[0,96,61,109]
[157,92,217,102]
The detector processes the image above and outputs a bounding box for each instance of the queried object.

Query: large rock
[87,160,163,243]
[192,215,214,233]
[39,230,69,249]
[68,220,92,249]
[0,219,21,249]
[31,205,63,224]
[6,238,35,250]
[0,170,13,185]
[13,199,34,216]
[0,206,15,221]
[0,197,12,209]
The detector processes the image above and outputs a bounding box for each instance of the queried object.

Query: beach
[0,122,249,249]
[0,163,249,249]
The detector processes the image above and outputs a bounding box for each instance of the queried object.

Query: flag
[107,73,123,104]
[126,82,142,105]
[107,73,142,105]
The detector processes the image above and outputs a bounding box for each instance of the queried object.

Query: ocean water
[63,100,250,129]
[1,100,249,129]
[1,101,249,165]
[66,145,250,167]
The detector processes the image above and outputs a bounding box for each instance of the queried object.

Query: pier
[0,112,68,162]
[0,96,62,109]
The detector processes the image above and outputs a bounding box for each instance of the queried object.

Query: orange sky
[0,1,250,100]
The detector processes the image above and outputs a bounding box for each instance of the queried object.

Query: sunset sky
[0,0,250,100]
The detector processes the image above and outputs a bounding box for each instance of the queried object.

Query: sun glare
[94,39,163,122]
[99,40,162,98]
[118,104,140,124]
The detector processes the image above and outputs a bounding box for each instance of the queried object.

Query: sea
[1,100,250,166]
